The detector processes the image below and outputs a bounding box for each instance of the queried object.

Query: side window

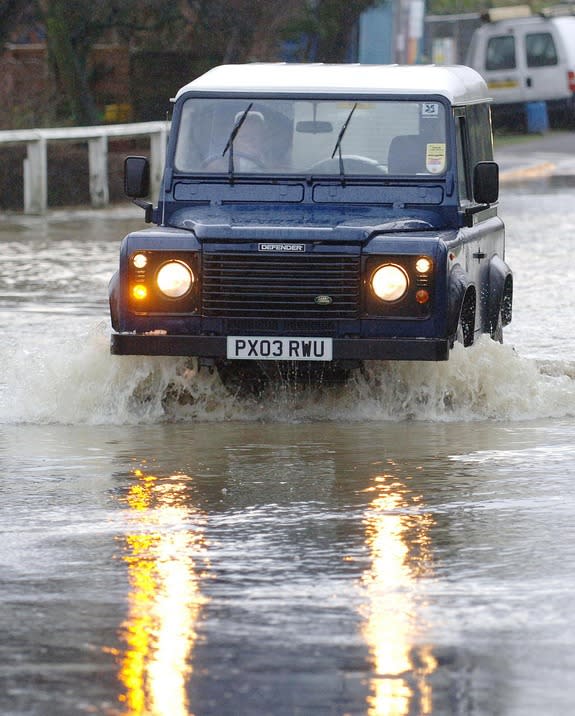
[455,115,470,203]
[526,32,558,67]
[467,104,494,162]
[455,105,493,205]
[486,35,516,70]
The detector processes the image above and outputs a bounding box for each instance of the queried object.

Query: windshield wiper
[222,102,253,183]
[331,103,357,185]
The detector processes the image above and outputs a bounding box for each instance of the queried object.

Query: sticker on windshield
[426,143,446,173]
[422,102,439,117]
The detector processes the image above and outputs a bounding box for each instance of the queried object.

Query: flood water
[1,183,575,715]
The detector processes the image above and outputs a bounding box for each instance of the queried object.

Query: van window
[486,35,516,70]
[526,32,558,67]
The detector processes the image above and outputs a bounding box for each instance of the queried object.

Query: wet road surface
[1,176,575,715]
[3,419,575,716]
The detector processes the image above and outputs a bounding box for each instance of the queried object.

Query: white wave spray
[1,323,574,425]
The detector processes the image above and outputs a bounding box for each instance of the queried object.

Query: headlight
[371,264,408,302]
[132,253,148,269]
[156,261,194,298]
[415,256,432,274]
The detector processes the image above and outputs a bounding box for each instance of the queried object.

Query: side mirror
[473,161,499,204]
[124,156,150,198]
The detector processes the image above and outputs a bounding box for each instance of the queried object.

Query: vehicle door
[521,25,566,102]
[482,27,524,104]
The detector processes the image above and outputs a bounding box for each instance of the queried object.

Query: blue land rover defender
[109,64,512,379]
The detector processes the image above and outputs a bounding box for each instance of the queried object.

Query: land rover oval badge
[314,295,333,306]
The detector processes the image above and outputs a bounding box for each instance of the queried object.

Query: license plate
[226,336,333,361]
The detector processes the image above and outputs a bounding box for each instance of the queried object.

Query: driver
[204,110,267,172]
[233,110,266,170]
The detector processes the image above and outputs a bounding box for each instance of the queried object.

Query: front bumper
[111,333,450,361]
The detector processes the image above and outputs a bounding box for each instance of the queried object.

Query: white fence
[0,121,169,214]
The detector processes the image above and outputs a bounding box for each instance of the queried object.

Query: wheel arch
[448,265,476,346]
[108,271,121,332]
[486,255,513,333]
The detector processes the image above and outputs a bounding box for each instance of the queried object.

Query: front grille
[202,253,360,319]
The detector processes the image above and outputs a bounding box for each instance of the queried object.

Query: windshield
[174,97,448,177]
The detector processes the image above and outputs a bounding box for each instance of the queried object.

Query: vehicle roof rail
[539,3,575,17]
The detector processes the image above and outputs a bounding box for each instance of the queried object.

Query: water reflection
[361,470,436,715]
[116,468,208,716]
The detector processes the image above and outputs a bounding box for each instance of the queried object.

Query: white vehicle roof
[470,15,575,65]
[474,13,575,32]
[174,63,490,106]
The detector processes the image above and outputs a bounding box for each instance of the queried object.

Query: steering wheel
[306,155,385,174]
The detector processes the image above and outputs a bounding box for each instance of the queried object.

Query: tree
[179,0,303,63]
[34,0,298,124]
[2,0,381,127]
[36,0,182,125]
[162,1,374,65]
[285,0,376,62]
[0,0,27,44]
[39,0,97,125]
[46,0,186,125]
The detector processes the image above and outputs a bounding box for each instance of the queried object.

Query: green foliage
[426,0,550,15]
[427,0,485,14]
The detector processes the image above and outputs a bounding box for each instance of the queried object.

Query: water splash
[1,325,574,425]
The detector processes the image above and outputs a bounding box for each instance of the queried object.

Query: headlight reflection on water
[116,469,209,716]
[361,473,436,716]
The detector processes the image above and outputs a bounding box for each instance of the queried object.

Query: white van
[466,6,575,125]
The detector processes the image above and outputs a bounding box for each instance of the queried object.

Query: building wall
[358,3,395,64]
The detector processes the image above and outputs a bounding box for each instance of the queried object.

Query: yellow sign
[426,143,446,174]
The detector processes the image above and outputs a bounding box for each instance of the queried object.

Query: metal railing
[0,121,169,214]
